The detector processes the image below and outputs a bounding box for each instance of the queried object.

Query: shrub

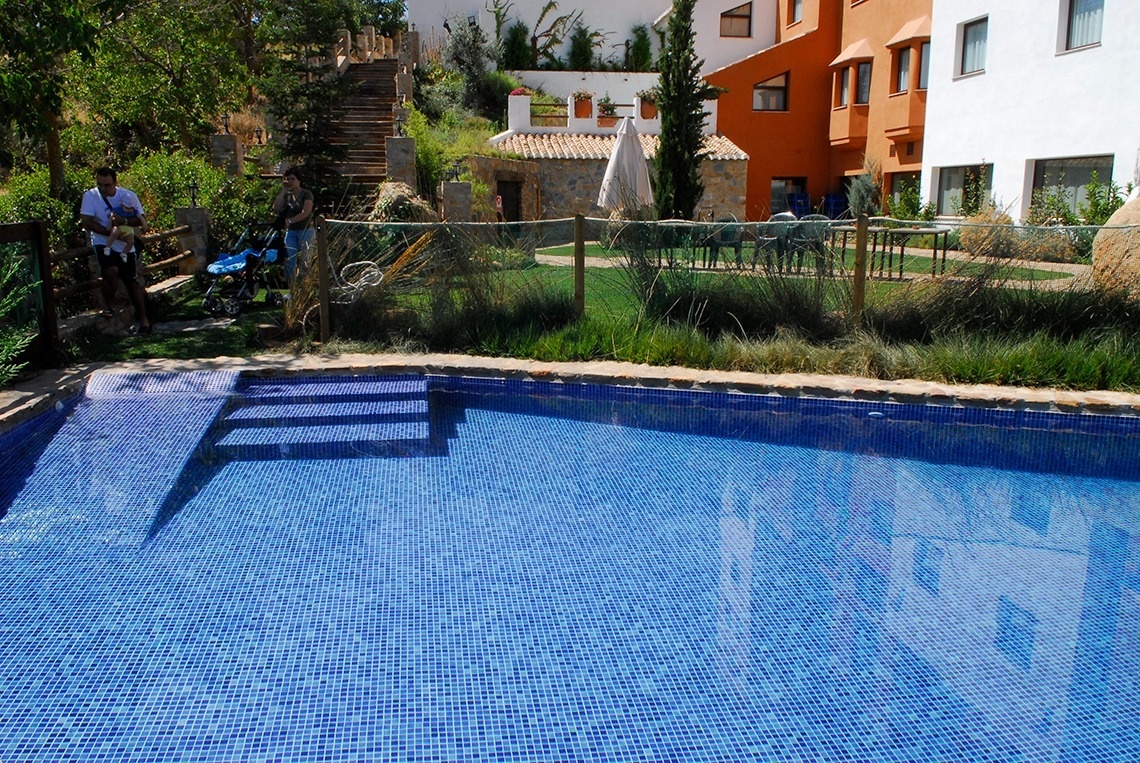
[123,151,273,250]
[0,251,38,387]
[568,24,598,70]
[887,176,935,222]
[0,165,90,251]
[959,205,1019,259]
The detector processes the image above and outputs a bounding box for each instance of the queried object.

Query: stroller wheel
[266,291,283,307]
[223,298,243,317]
[204,296,223,315]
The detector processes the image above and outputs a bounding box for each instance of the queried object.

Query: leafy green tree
[358,0,406,38]
[76,0,247,152]
[442,18,497,115]
[0,0,120,197]
[501,20,532,69]
[1079,171,1131,225]
[629,24,654,71]
[655,0,718,220]
[258,0,359,203]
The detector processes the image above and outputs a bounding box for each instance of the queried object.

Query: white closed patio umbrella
[597,117,654,212]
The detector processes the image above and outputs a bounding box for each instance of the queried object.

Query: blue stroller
[203,222,285,316]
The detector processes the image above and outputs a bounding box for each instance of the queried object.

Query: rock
[1092,195,1140,297]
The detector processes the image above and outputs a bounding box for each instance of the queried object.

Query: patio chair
[753,212,797,272]
[706,218,744,269]
[788,214,832,275]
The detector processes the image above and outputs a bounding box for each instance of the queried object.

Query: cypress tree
[655,0,719,220]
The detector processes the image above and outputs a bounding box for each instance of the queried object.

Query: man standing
[80,166,151,333]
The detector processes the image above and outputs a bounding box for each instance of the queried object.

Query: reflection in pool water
[0,372,1136,762]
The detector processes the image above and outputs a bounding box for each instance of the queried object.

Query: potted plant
[598,93,618,127]
[636,88,658,119]
[571,89,593,118]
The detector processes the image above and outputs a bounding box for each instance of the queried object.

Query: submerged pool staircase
[211,376,449,461]
[147,375,459,540]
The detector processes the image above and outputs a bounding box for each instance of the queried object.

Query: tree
[501,21,531,70]
[258,0,359,202]
[629,25,654,71]
[567,24,600,71]
[0,0,119,197]
[358,0,406,38]
[655,0,718,220]
[77,0,248,151]
[529,0,581,69]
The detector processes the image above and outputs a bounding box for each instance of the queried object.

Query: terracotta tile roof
[492,132,748,161]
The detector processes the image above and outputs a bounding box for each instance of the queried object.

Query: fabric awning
[830,38,874,67]
[886,15,931,47]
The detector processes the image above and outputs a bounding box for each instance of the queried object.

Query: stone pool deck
[4,352,1140,435]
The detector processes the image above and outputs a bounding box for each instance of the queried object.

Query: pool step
[211,376,450,460]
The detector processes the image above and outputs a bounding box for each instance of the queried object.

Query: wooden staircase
[329,59,400,188]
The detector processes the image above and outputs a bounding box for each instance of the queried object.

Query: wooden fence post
[853,213,868,320]
[316,216,331,343]
[573,214,585,315]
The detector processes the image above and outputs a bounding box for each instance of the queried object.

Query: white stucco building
[922,0,1140,221]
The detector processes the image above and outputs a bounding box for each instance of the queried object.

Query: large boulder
[367,181,439,223]
[1092,195,1140,297]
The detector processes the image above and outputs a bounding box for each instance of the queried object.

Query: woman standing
[272,166,315,284]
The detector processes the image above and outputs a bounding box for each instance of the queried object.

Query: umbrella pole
[574,213,586,315]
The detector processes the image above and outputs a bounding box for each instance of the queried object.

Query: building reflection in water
[714,439,1140,762]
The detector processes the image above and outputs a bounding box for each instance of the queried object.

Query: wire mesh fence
[295,214,1140,346]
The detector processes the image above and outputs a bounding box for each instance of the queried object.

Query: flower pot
[598,115,618,127]
[573,98,592,118]
[639,101,657,119]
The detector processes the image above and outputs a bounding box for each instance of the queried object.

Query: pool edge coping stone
[3,351,1140,436]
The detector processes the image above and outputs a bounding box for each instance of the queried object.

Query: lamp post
[188,179,199,208]
[468,14,477,27]
[221,112,230,134]
[254,127,263,145]
[446,160,462,182]
[394,115,404,137]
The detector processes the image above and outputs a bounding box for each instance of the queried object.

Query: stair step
[240,378,427,401]
[217,421,429,447]
[225,399,428,427]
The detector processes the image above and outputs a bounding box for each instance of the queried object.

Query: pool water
[0,372,1137,762]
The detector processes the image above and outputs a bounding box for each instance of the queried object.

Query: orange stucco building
[706,0,931,220]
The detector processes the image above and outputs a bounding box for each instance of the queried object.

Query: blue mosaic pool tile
[0,373,1139,762]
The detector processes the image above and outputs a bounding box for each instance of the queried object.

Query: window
[918,42,930,89]
[960,17,988,75]
[720,2,752,37]
[855,61,872,104]
[937,164,993,215]
[1067,0,1103,49]
[789,0,802,23]
[893,47,911,93]
[753,73,789,110]
[836,68,850,107]
[771,177,807,215]
[1033,155,1114,214]
[889,171,921,207]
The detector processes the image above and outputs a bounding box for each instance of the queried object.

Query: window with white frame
[918,41,930,89]
[889,171,922,210]
[836,68,850,107]
[855,61,872,103]
[937,164,993,215]
[1067,0,1103,50]
[960,17,988,75]
[1032,155,1114,214]
[790,0,803,24]
[753,73,789,111]
[893,47,911,93]
[720,2,752,37]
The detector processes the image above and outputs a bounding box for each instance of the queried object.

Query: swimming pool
[0,371,1137,762]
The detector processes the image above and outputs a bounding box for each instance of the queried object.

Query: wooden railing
[50,225,195,302]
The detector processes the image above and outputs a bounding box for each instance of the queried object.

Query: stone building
[484,93,748,222]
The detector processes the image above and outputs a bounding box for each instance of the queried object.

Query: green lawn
[538,242,1073,282]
